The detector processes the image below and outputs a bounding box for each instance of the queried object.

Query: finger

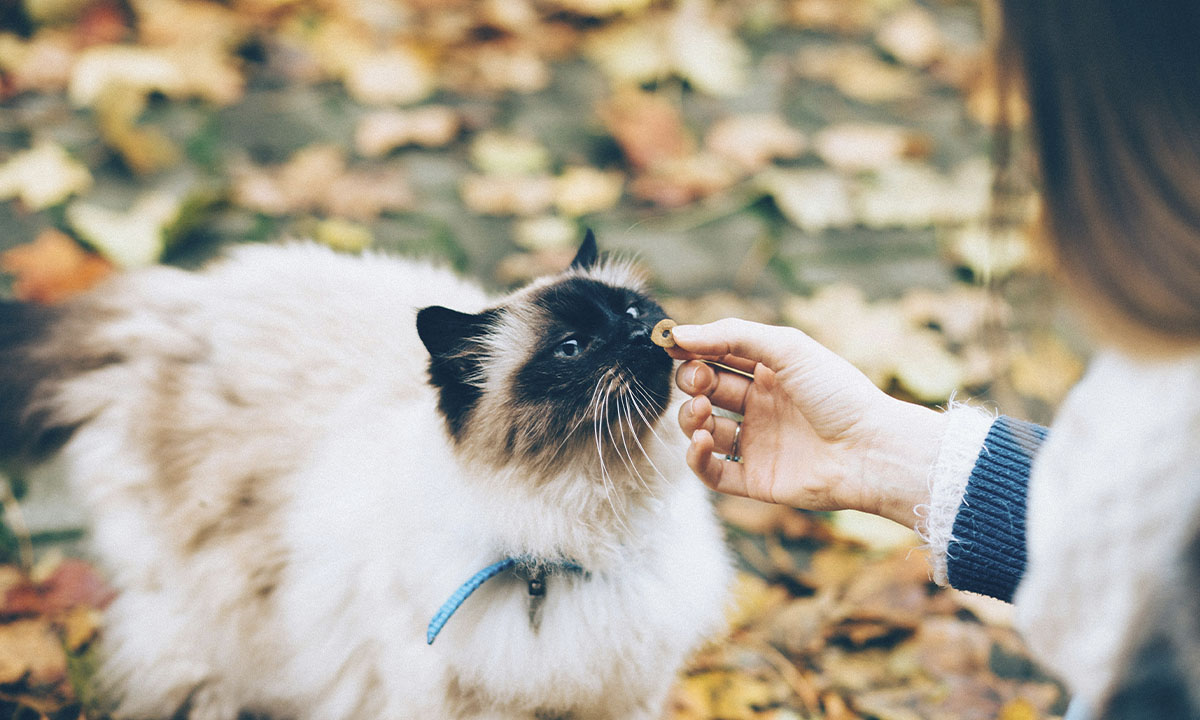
[677,394,714,437]
[677,396,743,454]
[676,360,754,415]
[687,430,748,498]
[670,319,820,373]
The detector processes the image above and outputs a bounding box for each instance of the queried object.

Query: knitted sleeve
[946,416,1048,601]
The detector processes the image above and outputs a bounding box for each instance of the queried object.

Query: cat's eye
[625,305,641,319]
[555,338,582,358]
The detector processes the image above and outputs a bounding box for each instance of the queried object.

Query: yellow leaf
[0,142,93,211]
[1010,334,1084,406]
[725,572,789,631]
[67,191,182,268]
[998,698,1039,720]
[0,619,67,687]
[61,606,103,653]
[314,218,373,253]
[469,132,551,175]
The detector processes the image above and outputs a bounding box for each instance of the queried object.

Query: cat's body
[0,240,732,720]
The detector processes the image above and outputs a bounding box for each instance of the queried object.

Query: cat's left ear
[570,229,599,270]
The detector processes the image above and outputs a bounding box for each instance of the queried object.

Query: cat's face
[417,232,673,471]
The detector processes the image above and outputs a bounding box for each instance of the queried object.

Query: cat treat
[652,318,677,348]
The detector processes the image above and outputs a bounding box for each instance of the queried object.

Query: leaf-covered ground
[0,0,1081,717]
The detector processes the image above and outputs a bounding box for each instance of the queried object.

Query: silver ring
[725,422,743,463]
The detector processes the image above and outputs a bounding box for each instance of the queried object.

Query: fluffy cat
[0,233,732,720]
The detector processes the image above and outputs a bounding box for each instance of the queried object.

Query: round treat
[652,319,677,348]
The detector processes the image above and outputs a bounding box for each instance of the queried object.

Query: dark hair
[998,0,1200,341]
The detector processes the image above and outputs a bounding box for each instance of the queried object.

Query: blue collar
[427,556,585,644]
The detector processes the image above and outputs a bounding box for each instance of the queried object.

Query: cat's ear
[416,306,493,359]
[417,306,497,438]
[569,229,599,270]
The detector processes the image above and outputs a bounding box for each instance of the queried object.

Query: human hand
[669,319,947,529]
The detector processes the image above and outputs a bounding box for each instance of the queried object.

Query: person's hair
[997,0,1200,343]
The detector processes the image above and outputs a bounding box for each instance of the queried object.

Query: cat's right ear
[417,306,496,438]
[416,306,493,359]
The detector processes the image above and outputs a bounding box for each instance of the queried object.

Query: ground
[0,0,1082,717]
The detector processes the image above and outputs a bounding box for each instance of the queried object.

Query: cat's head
[416,231,674,472]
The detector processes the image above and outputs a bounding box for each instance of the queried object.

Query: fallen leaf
[554,167,624,217]
[759,168,855,233]
[513,215,577,252]
[796,45,922,104]
[0,30,77,95]
[628,153,738,207]
[0,619,67,687]
[313,218,372,252]
[855,162,958,229]
[0,230,115,304]
[998,698,1039,720]
[585,0,749,96]
[67,191,183,267]
[784,285,965,402]
[60,606,103,652]
[1009,333,1084,406]
[706,114,807,173]
[4,558,114,618]
[829,511,917,551]
[599,89,694,172]
[665,0,750,97]
[0,142,93,211]
[550,0,652,15]
[726,573,789,632]
[812,123,927,172]
[354,107,461,157]
[343,46,435,106]
[945,224,1035,281]
[460,173,556,216]
[325,166,414,220]
[469,132,551,175]
[132,0,247,50]
[69,43,243,107]
[875,6,943,68]
[94,82,180,174]
[788,0,879,34]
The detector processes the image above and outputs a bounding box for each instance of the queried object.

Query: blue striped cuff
[946,416,1048,602]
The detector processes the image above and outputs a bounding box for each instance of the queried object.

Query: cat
[0,232,732,720]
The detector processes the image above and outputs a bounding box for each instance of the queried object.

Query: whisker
[624,390,668,491]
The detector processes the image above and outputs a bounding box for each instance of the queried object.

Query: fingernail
[670,324,696,342]
[680,363,698,388]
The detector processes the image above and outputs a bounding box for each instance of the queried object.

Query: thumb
[669,318,818,373]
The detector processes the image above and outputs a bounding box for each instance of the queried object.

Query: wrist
[854,399,948,529]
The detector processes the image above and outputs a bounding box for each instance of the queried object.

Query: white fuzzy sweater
[923,346,1200,708]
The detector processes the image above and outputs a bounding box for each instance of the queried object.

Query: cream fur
[44,243,732,720]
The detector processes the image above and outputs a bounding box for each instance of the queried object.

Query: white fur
[50,243,732,720]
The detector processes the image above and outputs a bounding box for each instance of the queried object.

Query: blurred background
[0,0,1080,717]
